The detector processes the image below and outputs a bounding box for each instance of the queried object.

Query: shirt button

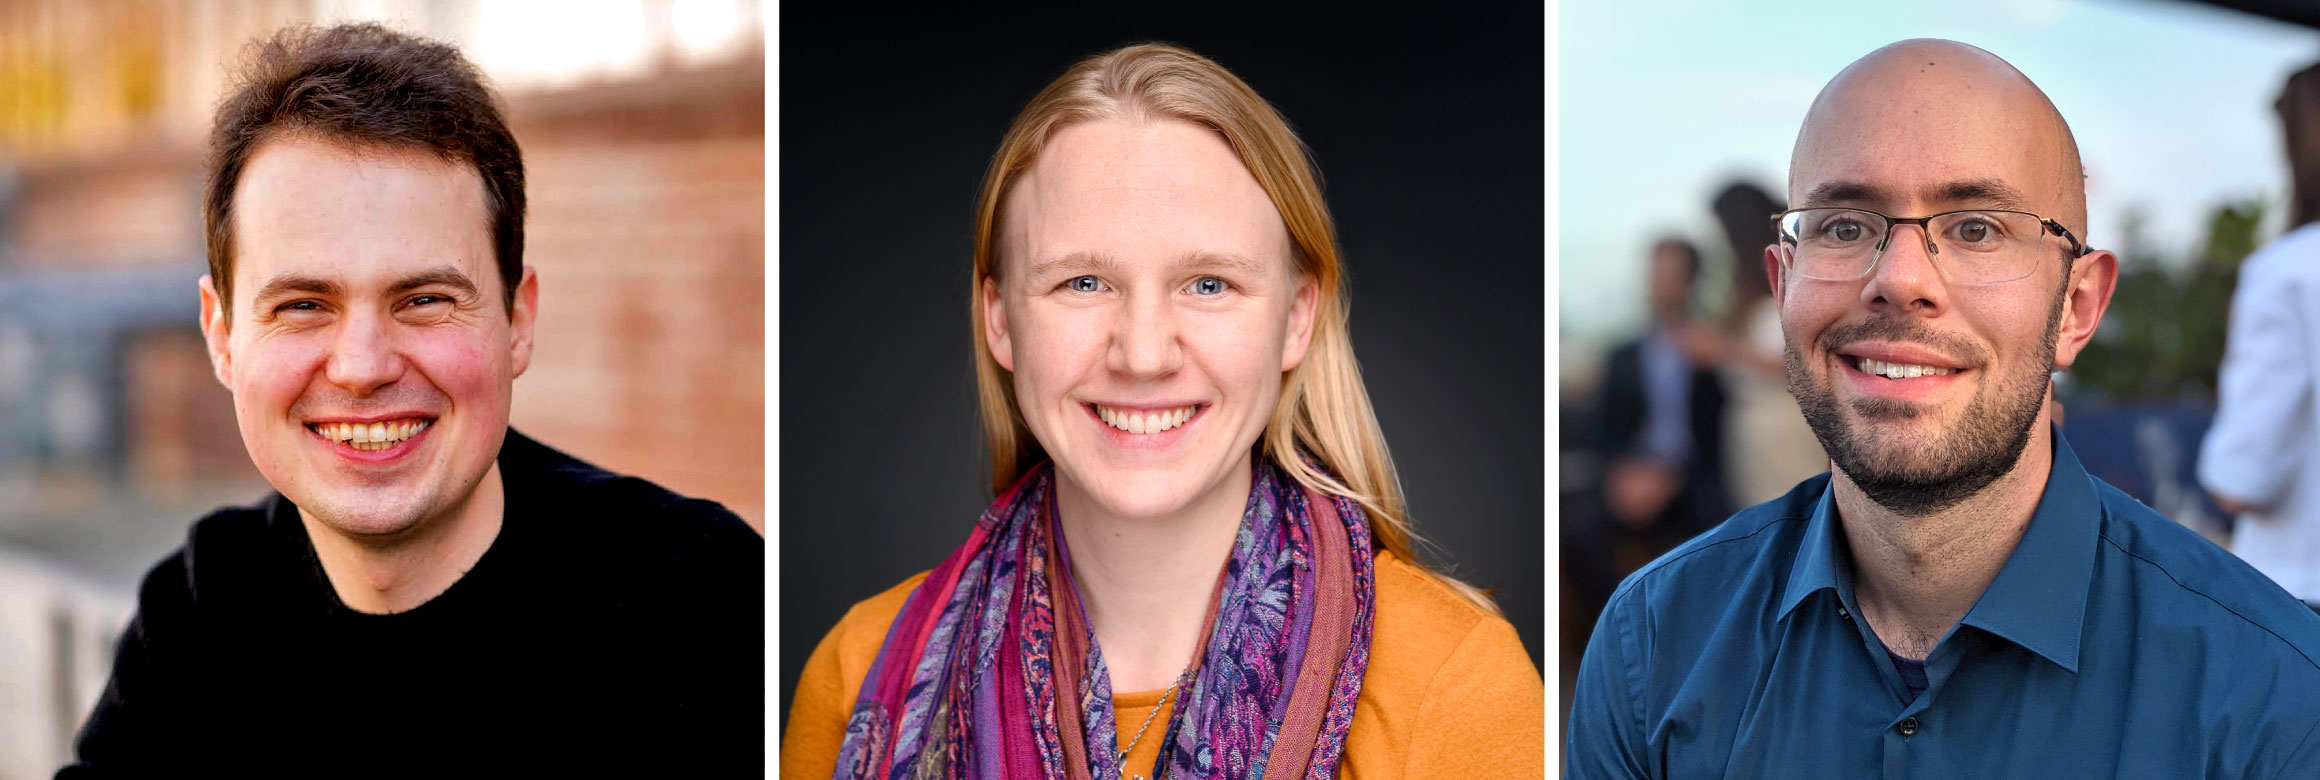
[1838,606,1851,621]
[1898,717,1919,736]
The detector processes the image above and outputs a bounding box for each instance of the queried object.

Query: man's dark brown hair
[203,22,525,315]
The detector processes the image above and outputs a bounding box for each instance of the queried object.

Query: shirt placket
[1832,588,1948,780]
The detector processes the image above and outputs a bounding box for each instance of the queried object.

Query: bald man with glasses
[1565,39,2320,779]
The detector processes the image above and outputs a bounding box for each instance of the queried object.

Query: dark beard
[1785,287,2064,516]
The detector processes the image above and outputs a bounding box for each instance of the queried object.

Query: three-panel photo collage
[6,1,2320,777]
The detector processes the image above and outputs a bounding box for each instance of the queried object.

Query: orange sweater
[780,550,1544,779]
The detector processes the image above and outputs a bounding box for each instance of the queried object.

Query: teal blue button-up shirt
[1567,431,2320,778]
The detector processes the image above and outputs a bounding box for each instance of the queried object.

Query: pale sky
[1560,0,2320,348]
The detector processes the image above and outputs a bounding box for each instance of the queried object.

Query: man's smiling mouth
[1851,356,1962,380]
[306,419,434,451]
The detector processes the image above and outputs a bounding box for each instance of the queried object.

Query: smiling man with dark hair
[1566,39,2320,778]
[58,23,761,777]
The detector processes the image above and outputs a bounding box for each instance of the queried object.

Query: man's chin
[293,493,435,542]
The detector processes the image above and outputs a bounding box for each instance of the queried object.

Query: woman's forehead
[1001,118,1293,274]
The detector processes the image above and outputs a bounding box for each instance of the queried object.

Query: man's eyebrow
[1027,251,1117,278]
[1799,179,2034,212]
[388,267,482,297]
[252,273,342,303]
[1800,181,1885,208]
[1927,179,2031,211]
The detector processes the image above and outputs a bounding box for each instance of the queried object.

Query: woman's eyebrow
[1026,251,1118,278]
[1177,252,1265,275]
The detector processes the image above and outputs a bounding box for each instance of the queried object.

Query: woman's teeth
[1095,404,1196,435]
[311,420,431,451]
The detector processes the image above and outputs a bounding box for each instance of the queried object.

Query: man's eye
[408,294,452,307]
[1952,219,2000,244]
[1065,275,1105,293]
[1188,277,1229,296]
[279,300,324,313]
[1827,220,1867,242]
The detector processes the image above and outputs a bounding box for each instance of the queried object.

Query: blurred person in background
[1569,39,2320,777]
[1708,182,1829,506]
[1563,239,1727,628]
[780,43,1543,780]
[2201,60,2320,617]
[1601,239,1729,546]
[58,24,761,777]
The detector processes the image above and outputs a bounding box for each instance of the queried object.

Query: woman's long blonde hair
[969,43,1496,614]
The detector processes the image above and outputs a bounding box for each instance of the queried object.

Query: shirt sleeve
[2272,716,2320,780]
[779,618,854,780]
[781,575,925,780]
[55,556,195,778]
[2200,259,2315,509]
[689,501,768,773]
[1565,590,1652,780]
[1398,617,1546,778]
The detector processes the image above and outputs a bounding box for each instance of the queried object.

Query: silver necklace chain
[1114,665,1193,780]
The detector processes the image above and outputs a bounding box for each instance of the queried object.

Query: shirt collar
[1777,427,2099,673]
[1776,480,1848,622]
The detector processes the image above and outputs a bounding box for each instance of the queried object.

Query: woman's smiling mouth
[1087,403,1203,435]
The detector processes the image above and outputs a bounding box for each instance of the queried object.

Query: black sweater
[58,430,764,777]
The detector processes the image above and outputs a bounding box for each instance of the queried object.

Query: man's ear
[509,266,540,378]
[982,277,1013,372]
[1764,244,1787,303]
[2050,249,2119,372]
[198,275,233,388]
[1281,274,1320,372]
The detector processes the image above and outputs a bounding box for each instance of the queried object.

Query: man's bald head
[1790,39,2086,240]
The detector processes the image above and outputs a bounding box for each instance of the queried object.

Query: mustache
[1818,316,1988,367]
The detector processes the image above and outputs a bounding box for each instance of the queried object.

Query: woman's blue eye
[1067,276,1104,293]
[1189,277,1228,295]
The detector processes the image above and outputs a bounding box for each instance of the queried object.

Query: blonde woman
[780,44,1542,779]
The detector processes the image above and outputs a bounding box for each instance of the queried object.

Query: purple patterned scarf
[833,457,1376,780]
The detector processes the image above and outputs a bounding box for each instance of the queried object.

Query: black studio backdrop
[777,5,1546,726]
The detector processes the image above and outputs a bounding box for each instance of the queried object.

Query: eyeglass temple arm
[2042,218,2090,257]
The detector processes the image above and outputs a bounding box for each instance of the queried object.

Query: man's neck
[1834,420,2053,660]
[301,463,506,614]
[1055,459,1250,693]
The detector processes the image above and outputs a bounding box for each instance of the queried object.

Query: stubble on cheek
[1780,288,2066,516]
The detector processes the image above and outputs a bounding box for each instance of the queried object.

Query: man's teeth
[1858,357,1958,379]
[1095,404,1196,435]
[313,420,431,451]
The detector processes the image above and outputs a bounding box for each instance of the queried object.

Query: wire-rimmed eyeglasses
[1771,208,2088,285]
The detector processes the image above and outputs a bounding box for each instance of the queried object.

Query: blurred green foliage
[2070,199,2267,403]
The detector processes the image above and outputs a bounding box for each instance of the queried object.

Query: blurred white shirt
[2200,222,2320,604]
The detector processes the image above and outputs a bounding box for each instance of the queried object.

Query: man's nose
[1107,289,1183,379]
[324,309,406,395]
[1862,222,1948,314]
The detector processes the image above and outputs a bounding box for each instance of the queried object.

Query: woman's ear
[1281,275,1319,372]
[983,277,1014,372]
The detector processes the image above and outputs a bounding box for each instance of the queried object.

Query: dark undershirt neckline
[1885,646,1929,705]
